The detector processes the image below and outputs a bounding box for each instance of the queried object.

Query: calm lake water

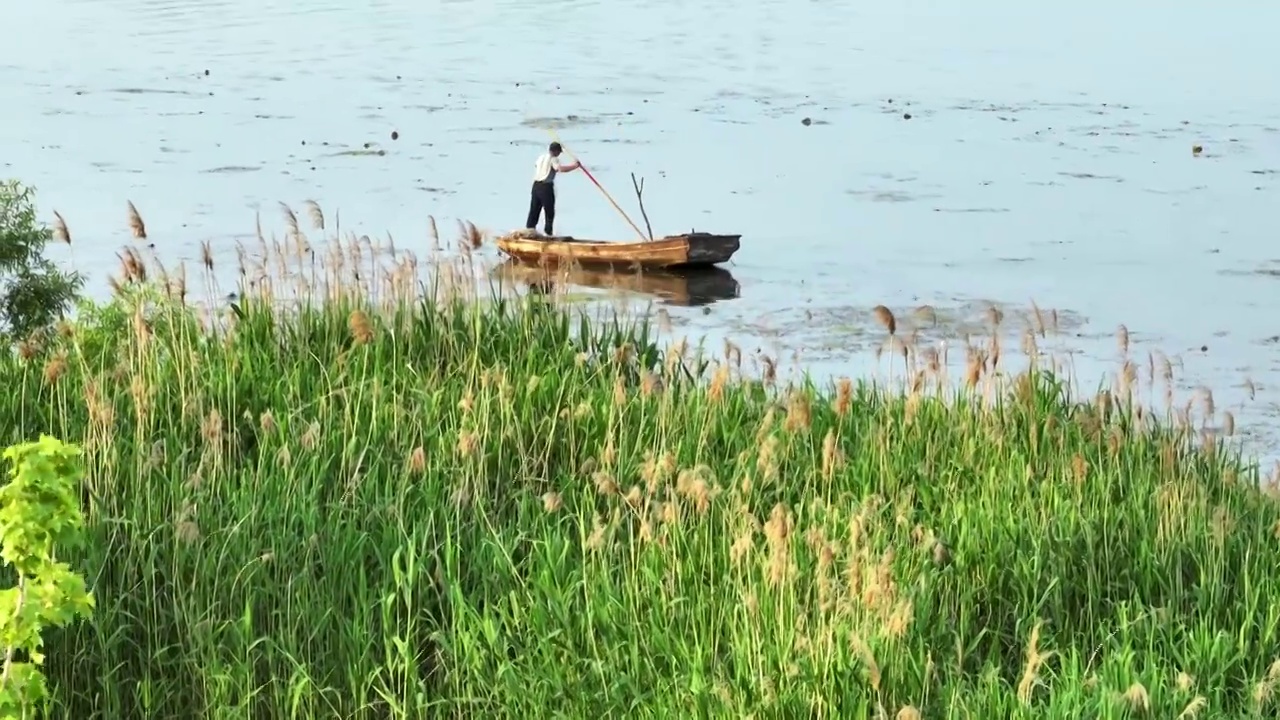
[4,1,1280,467]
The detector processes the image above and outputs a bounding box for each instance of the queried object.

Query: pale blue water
[3,0,1280,466]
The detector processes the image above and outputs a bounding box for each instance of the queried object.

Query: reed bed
[5,204,1280,718]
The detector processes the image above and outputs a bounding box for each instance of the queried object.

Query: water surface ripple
[4,0,1280,464]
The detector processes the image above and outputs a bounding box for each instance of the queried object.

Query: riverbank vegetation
[3,207,1280,718]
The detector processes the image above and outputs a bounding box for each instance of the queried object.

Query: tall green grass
[3,220,1280,718]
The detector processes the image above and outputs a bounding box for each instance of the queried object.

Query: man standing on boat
[525,141,580,237]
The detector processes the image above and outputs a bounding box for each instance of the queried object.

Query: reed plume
[127,200,147,240]
[51,210,70,244]
[912,305,937,329]
[280,202,300,239]
[304,200,325,230]
[872,305,897,335]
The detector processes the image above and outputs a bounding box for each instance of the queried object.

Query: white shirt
[532,152,563,183]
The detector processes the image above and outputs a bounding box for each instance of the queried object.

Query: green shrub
[0,435,95,719]
[0,181,83,345]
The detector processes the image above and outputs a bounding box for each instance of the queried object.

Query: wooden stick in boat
[545,128,650,242]
[630,173,655,241]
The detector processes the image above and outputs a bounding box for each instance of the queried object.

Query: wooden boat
[492,260,740,307]
[494,230,741,270]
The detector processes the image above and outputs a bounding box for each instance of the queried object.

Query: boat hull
[495,231,741,269]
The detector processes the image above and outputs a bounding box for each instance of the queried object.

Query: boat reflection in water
[491,260,740,308]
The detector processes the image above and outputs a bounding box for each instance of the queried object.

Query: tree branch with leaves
[0,436,95,718]
[0,180,84,347]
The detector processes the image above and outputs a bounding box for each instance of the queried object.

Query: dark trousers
[525,181,556,235]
